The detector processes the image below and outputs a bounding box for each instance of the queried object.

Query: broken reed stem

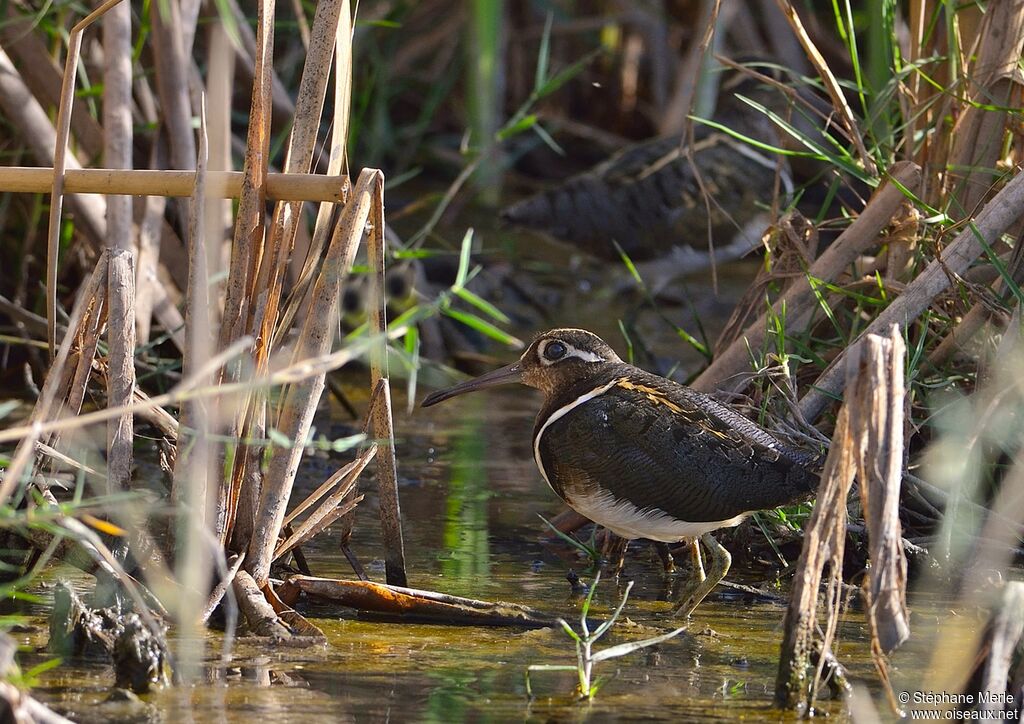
[946,0,1024,216]
[850,327,910,657]
[366,177,409,588]
[775,405,855,712]
[799,165,1024,421]
[43,0,126,358]
[272,445,374,561]
[273,0,353,347]
[693,161,921,395]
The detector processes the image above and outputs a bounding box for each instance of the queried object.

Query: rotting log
[849,327,910,655]
[775,406,855,712]
[280,576,559,629]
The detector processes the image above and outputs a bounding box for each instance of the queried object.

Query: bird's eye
[543,341,567,361]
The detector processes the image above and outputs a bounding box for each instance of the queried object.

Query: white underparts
[567,487,747,542]
[532,378,749,541]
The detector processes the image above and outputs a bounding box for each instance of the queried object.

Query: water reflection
[439,413,492,584]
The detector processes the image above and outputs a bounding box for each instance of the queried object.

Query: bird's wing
[537,377,818,525]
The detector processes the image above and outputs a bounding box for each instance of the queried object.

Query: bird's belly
[565,488,748,542]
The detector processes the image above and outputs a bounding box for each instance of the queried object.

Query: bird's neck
[533,364,634,437]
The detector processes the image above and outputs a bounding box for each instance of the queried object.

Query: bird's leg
[671,539,705,608]
[601,532,629,576]
[653,542,676,574]
[688,538,706,583]
[672,534,732,618]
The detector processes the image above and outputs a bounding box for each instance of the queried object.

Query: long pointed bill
[421,362,523,407]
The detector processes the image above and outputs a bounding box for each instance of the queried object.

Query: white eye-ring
[538,340,604,366]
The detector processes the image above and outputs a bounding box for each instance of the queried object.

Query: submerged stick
[281,576,559,629]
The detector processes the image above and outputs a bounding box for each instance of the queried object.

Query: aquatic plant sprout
[525,573,687,701]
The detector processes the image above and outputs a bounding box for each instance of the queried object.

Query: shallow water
[9,248,944,722]
[13,378,888,723]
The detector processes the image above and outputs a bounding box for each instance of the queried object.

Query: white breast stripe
[533,379,618,496]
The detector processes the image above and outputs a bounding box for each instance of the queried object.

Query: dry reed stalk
[716,211,818,351]
[0,252,108,508]
[276,0,353,344]
[171,106,212,521]
[966,582,1024,712]
[947,0,1024,217]
[44,0,126,357]
[799,166,1024,422]
[204,22,237,336]
[366,183,408,587]
[0,48,105,245]
[222,0,310,153]
[103,0,134,508]
[849,329,910,692]
[773,0,875,176]
[694,161,921,395]
[0,166,350,201]
[251,0,348,369]
[217,0,275,356]
[0,24,189,355]
[774,406,854,711]
[171,101,215,680]
[0,335,388,449]
[245,170,381,587]
[201,552,245,626]
[211,0,276,549]
[658,0,726,137]
[174,110,212,674]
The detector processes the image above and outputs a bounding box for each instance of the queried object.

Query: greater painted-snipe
[501,74,792,288]
[422,328,819,615]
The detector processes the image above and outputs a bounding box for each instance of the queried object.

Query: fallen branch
[280,576,559,629]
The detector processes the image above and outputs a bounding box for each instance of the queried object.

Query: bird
[421,328,820,616]
[501,73,793,289]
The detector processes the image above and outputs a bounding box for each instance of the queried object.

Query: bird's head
[421,328,621,406]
